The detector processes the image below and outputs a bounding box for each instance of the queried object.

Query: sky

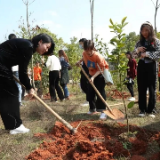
[0,0,160,52]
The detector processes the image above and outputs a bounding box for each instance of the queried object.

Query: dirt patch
[149,152,160,160]
[130,155,146,160]
[26,121,160,160]
[107,89,130,99]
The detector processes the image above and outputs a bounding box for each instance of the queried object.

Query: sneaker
[99,112,107,120]
[51,99,58,103]
[128,97,135,101]
[60,98,65,102]
[152,109,158,114]
[81,101,89,107]
[10,124,30,135]
[20,102,25,107]
[148,113,155,118]
[51,99,54,102]
[87,111,98,115]
[138,111,145,117]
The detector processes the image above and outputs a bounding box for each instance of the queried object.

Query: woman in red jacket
[126,51,137,101]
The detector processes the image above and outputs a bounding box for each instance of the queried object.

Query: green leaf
[110,18,114,25]
[109,25,114,29]
[123,22,129,28]
[121,17,127,25]
[127,101,135,109]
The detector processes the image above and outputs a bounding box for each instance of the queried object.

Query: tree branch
[22,0,27,5]
[151,0,156,7]
[29,0,35,5]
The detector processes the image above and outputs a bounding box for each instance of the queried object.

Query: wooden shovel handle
[32,94,75,132]
[13,75,75,133]
[79,65,113,113]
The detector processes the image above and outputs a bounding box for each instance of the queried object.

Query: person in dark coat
[58,50,70,99]
[79,38,89,106]
[125,51,137,101]
[0,33,55,134]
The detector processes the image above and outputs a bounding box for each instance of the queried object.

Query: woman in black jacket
[134,21,160,117]
[0,33,55,134]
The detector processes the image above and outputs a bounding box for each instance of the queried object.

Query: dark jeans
[159,77,160,92]
[61,84,69,98]
[35,80,43,97]
[49,71,64,101]
[87,74,106,112]
[137,60,156,113]
[127,83,134,97]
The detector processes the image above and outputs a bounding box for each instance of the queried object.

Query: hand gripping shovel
[79,65,125,120]
[13,75,80,134]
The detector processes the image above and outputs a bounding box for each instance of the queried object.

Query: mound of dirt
[26,121,160,160]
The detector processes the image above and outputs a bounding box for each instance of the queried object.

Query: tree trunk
[25,0,35,88]
[90,0,94,41]
[26,2,31,39]
[154,0,159,34]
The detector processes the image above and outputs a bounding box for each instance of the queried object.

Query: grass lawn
[0,85,160,160]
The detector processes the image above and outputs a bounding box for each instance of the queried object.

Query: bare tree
[22,0,35,88]
[90,0,94,41]
[151,0,160,34]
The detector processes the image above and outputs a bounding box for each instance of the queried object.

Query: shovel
[79,65,125,120]
[13,75,80,134]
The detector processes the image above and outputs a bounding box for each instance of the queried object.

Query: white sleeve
[59,62,62,70]
[46,56,51,69]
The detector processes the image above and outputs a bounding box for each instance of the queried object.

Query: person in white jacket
[12,65,22,105]
[44,54,64,102]
[9,34,23,106]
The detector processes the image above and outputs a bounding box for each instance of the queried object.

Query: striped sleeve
[146,38,160,61]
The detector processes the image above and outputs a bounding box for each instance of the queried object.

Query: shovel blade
[103,108,125,120]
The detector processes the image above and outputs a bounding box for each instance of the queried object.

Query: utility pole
[22,0,35,88]
[90,0,94,41]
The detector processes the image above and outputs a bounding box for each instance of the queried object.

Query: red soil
[26,121,160,160]
[107,89,130,99]
[130,155,146,160]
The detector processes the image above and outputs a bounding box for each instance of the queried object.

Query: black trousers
[87,74,106,112]
[137,60,156,113]
[49,71,64,101]
[80,73,89,95]
[127,83,134,97]
[0,76,22,130]
[80,63,89,101]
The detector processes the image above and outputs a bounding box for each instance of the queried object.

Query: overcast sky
[0,0,160,52]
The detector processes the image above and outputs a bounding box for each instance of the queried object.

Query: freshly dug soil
[26,121,160,160]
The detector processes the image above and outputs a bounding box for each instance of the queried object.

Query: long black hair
[8,34,16,40]
[126,51,133,59]
[140,21,156,44]
[32,33,55,55]
[79,38,87,43]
